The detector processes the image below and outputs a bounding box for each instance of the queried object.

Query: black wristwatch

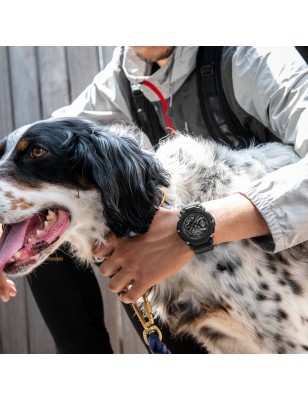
[176,203,215,254]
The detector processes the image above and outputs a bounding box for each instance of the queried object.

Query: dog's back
[150,135,308,353]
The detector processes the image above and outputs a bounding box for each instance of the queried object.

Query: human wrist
[158,208,195,258]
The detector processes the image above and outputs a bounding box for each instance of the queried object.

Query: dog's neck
[61,188,108,263]
[65,186,169,264]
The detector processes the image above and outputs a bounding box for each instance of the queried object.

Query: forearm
[203,193,269,245]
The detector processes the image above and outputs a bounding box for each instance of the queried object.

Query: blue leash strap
[132,293,172,354]
[148,333,171,354]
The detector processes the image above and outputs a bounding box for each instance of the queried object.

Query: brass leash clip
[132,292,163,346]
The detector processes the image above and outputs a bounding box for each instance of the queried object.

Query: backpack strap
[118,47,166,147]
[130,83,167,146]
[196,46,258,149]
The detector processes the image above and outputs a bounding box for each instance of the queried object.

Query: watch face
[182,212,209,240]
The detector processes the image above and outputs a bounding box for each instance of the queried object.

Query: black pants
[27,248,207,354]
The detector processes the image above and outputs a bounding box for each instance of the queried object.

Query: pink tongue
[0,220,31,271]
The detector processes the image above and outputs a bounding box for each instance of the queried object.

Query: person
[55,46,308,303]
[5,46,308,354]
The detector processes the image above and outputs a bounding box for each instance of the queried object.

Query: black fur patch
[216,257,242,275]
[274,333,282,342]
[256,292,267,301]
[276,309,288,321]
[200,326,228,343]
[287,341,296,349]
[275,253,290,265]
[259,282,269,290]
[273,293,282,302]
[247,310,257,319]
[266,262,277,274]
[282,269,303,295]
[276,346,286,354]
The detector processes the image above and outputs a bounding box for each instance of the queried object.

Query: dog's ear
[70,123,170,237]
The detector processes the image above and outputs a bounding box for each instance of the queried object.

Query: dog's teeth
[28,238,33,243]
[9,252,21,262]
[36,229,42,236]
[44,221,50,227]
[47,210,56,220]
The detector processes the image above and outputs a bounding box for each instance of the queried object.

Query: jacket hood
[123,46,198,101]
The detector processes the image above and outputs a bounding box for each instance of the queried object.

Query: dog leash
[132,293,171,354]
[131,188,171,354]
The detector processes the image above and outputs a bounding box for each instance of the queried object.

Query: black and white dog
[0,117,307,354]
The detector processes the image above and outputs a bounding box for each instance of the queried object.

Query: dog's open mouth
[0,209,71,275]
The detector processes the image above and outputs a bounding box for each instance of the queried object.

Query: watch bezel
[177,205,215,247]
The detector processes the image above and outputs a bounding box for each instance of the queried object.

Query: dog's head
[0,117,169,276]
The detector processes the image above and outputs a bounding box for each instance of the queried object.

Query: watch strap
[193,242,214,254]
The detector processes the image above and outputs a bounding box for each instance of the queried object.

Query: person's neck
[157,56,170,67]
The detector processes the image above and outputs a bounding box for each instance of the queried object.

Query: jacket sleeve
[52,47,133,123]
[232,46,308,251]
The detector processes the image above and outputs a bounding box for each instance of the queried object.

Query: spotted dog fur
[0,117,307,353]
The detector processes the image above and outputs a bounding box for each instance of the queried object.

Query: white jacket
[53,46,308,253]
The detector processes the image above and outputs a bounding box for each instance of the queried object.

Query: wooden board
[0,47,14,138]
[0,46,29,354]
[66,47,100,101]
[38,46,70,118]
[9,46,57,353]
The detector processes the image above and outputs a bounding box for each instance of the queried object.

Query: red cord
[142,80,176,137]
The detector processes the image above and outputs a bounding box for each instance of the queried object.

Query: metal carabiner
[132,292,163,346]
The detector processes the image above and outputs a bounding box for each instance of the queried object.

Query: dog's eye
[30,147,47,158]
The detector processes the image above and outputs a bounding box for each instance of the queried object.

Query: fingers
[99,254,122,277]
[92,233,154,303]
[99,256,146,303]
[92,234,116,265]
[0,275,17,302]
[119,281,146,304]
[106,263,148,303]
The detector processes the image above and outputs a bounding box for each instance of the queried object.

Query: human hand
[93,208,194,303]
[0,273,17,302]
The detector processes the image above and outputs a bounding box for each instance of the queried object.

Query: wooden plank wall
[0,46,146,354]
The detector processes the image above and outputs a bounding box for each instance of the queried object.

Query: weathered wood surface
[0,46,146,354]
